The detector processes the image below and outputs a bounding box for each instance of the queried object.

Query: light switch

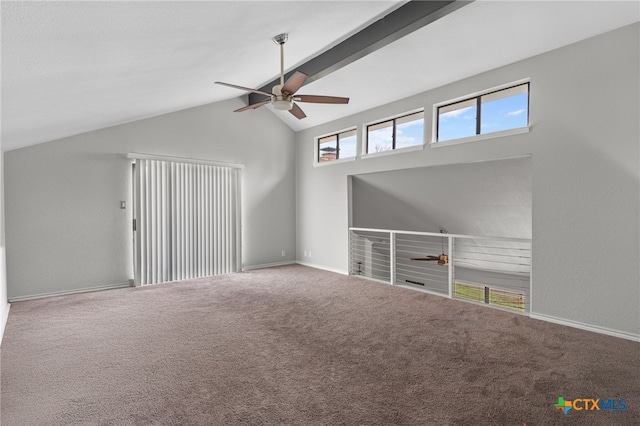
[120,201,127,209]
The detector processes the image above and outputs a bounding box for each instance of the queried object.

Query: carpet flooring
[1,264,639,425]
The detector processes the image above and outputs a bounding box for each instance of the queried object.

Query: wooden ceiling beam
[248,1,473,106]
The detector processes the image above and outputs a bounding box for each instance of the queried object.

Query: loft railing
[349,227,531,313]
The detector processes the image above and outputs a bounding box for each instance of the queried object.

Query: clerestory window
[317,129,357,163]
[366,110,424,154]
[435,82,529,143]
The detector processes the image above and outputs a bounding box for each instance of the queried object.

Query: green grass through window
[454,282,485,301]
[454,281,525,312]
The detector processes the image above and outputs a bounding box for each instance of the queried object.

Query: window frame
[431,79,530,147]
[314,127,358,166]
[363,108,425,158]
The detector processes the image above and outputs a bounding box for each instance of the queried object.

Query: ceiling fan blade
[295,95,349,104]
[282,71,307,95]
[410,256,439,261]
[233,100,271,113]
[289,103,306,119]
[215,82,272,98]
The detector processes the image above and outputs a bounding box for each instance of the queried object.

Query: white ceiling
[2,1,639,151]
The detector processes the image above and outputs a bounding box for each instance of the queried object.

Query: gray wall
[351,157,532,238]
[295,24,639,338]
[5,98,297,299]
[0,144,9,343]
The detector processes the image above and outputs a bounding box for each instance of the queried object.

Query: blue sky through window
[481,92,528,134]
[395,115,424,149]
[339,133,357,158]
[367,111,424,153]
[438,84,528,142]
[438,103,477,141]
[367,121,393,152]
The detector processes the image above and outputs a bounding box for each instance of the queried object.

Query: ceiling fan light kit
[215,33,349,119]
[272,98,293,111]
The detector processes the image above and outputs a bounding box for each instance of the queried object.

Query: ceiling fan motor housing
[272,84,284,96]
[271,84,293,110]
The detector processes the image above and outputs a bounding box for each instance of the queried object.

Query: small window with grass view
[366,111,424,154]
[317,129,357,163]
[437,82,529,142]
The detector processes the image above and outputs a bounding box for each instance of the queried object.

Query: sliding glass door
[132,157,241,285]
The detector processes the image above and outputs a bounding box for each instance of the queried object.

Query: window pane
[480,84,529,134]
[438,98,477,141]
[367,120,393,153]
[454,281,484,302]
[338,129,357,159]
[481,83,528,103]
[318,135,337,162]
[395,111,424,149]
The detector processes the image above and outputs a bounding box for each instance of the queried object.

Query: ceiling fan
[410,231,449,266]
[410,254,449,266]
[215,33,349,119]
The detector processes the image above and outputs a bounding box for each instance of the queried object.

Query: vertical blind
[134,158,240,285]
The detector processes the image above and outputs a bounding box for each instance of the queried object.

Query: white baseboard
[242,261,297,271]
[295,261,348,275]
[0,302,10,347]
[530,312,640,343]
[8,281,134,303]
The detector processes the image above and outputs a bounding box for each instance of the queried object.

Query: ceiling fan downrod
[272,33,288,87]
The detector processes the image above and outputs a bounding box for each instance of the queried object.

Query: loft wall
[4,98,297,300]
[350,157,532,238]
[295,24,640,339]
[350,157,532,297]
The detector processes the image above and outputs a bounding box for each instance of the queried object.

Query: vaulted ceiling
[2,1,638,151]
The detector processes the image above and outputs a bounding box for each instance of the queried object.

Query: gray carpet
[1,264,639,425]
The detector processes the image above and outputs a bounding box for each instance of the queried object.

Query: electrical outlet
[304,250,307,257]
[308,251,311,258]
[281,250,286,257]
